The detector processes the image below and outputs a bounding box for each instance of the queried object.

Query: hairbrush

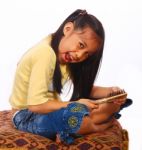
[91,90,127,104]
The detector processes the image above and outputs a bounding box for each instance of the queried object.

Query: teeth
[66,53,72,61]
[67,54,71,60]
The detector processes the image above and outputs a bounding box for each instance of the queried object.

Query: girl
[10,9,126,144]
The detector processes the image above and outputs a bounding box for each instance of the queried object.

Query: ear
[63,22,74,35]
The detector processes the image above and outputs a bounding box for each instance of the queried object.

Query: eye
[79,42,85,49]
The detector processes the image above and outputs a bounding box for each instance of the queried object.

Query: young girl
[9,9,126,144]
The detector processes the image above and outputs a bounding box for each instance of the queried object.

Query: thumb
[92,103,99,109]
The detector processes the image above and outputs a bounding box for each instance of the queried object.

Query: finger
[92,104,99,109]
[89,103,99,109]
[89,101,100,109]
[109,87,125,97]
[113,98,126,105]
[112,101,123,106]
[111,86,121,92]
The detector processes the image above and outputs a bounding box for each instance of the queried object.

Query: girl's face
[58,22,101,64]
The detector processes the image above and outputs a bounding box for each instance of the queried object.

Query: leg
[89,102,121,124]
[12,103,113,144]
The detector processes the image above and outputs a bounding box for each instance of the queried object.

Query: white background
[0,0,142,149]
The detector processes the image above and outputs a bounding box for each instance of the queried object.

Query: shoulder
[18,35,56,66]
[31,35,56,63]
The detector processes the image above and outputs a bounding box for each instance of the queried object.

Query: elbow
[28,105,41,113]
[28,101,51,114]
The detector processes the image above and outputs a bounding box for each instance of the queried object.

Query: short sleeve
[27,51,56,105]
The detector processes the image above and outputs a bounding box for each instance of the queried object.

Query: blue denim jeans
[12,102,89,144]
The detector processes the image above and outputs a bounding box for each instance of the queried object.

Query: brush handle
[92,93,127,104]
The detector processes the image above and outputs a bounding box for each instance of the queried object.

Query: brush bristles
[94,90,127,104]
[108,89,126,97]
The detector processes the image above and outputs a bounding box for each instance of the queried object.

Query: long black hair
[51,9,105,101]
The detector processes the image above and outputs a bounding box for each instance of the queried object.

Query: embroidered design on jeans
[70,104,85,112]
[68,116,78,128]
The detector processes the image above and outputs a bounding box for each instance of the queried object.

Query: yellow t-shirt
[9,35,69,109]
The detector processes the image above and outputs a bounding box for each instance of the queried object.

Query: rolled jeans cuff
[59,102,89,144]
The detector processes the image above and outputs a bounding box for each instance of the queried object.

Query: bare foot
[90,102,120,124]
[93,118,114,132]
[56,134,61,144]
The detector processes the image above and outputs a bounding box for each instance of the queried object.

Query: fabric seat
[0,110,128,150]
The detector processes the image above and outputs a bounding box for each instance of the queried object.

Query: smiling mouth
[65,53,72,61]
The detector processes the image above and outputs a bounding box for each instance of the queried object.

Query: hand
[91,85,127,100]
[109,86,127,105]
[77,99,99,111]
[89,86,127,124]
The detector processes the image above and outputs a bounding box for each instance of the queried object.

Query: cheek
[60,39,69,51]
[58,42,66,55]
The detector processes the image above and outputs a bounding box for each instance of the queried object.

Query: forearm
[90,86,111,99]
[28,100,71,114]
